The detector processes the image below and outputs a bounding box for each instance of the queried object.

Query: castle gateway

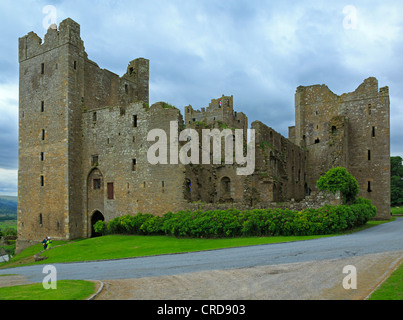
[16,18,390,251]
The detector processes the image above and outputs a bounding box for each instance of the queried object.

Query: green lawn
[3,234,338,268]
[368,260,403,300]
[391,206,403,215]
[0,280,96,300]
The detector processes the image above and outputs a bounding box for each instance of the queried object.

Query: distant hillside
[0,196,17,217]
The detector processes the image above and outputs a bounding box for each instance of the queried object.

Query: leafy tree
[316,167,359,204]
[391,156,403,205]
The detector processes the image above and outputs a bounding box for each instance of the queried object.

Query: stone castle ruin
[16,18,390,251]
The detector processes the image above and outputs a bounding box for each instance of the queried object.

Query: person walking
[42,236,48,250]
[46,237,52,250]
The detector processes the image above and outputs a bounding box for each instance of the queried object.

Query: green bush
[317,167,359,204]
[98,197,376,239]
[93,220,106,235]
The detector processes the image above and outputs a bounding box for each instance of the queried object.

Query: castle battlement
[19,18,84,62]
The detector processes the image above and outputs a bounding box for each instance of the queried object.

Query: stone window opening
[368,150,371,161]
[331,126,336,134]
[129,67,134,75]
[221,177,231,193]
[39,213,43,226]
[40,175,44,187]
[74,61,77,70]
[132,159,137,171]
[41,63,45,75]
[40,152,44,162]
[372,127,376,137]
[367,181,372,193]
[92,155,99,167]
[93,178,101,190]
[133,115,138,128]
[93,112,97,122]
[368,104,372,115]
[107,183,114,200]
[41,101,45,113]
[41,129,45,141]
[314,138,320,144]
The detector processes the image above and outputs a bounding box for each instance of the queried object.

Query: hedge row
[94,197,377,238]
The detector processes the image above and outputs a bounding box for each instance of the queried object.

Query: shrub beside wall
[94,198,377,238]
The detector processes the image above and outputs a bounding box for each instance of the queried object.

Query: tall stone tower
[17,18,150,251]
[291,77,391,219]
[17,19,86,251]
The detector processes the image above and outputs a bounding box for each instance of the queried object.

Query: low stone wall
[187,191,342,212]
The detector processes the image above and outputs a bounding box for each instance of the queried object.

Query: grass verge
[0,280,96,300]
[368,260,403,300]
[391,206,403,215]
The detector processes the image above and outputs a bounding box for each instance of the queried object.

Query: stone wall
[292,78,391,219]
[187,191,342,212]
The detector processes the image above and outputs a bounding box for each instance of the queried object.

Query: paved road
[1,217,403,284]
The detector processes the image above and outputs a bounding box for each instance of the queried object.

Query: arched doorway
[91,210,105,238]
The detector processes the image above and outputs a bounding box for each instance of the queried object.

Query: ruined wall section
[253,121,307,203]
[294,78,390,219]
[185,95,248,136]
[184,96,248,205]
[82,102,187,236]
[83,57,149,111]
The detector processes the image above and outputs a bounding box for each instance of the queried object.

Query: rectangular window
[107,183,114,199]
[92,155,99,167]
[41,63,45,75]
[93,179,101,190]
[372,127,376,137]
[41,101,45,112]
[132,159,137,171]
[368,150,371,161]
[40,175,44,187]
[368,104,372,115]
[133,115,138,128]
[93,112,97,122]
[367,181,372,193]
[41,129,45,141]
[41,152,44,161]
[74,61,77,70]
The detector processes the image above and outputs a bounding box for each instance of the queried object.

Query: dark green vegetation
[95,198,376,238]
[317,167,359,204]
[391,156,403,206]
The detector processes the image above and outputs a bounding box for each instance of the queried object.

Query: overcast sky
[0,0,402,196]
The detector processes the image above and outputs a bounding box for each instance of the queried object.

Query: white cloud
[0,168,17,196]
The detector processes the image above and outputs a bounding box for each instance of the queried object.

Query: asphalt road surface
[1,217,403,287]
